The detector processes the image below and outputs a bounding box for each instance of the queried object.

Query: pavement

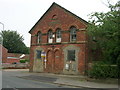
[3,69,119,89]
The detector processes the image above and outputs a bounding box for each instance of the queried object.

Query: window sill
[31,41,87,46]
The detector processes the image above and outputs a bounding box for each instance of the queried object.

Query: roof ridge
[53,2,88,24]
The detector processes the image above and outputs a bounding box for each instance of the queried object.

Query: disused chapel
[29,2,88,75]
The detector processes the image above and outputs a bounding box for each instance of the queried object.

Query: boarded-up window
[36,50,41,59]
[67,50,75,61]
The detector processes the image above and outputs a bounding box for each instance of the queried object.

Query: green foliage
[87,1,120,64]
[25,59,29,62]
[0,35,2,44]
[0,30,29,54]
[20,59,29,63]
[20,60,26,63]
[88,61,118,79]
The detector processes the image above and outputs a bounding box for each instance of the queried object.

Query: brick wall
[7,53,29,64]
[8,53,29,60]
[7,53,21,58]
[0,45,8,63]
[0,45,29,64]
[6,58,20,64]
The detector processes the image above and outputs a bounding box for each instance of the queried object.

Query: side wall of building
[2,46,8,63]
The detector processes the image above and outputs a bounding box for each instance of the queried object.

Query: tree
[87,1,120,64]
[0,30,29,54]
[0,35,3,44]
[87,1,120,78]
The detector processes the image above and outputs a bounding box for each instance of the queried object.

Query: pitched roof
[29,2,88,34]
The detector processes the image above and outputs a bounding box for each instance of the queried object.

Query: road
[2,70,92,90]
[2,70,117,90]
[2,70,76,89]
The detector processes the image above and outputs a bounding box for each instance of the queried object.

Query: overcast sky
[0,0,118,47]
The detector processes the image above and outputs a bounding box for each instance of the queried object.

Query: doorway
[46,50,53,72]
[63,45,80,74]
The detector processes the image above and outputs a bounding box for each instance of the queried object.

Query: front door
[46,50,53,72]
[54,50,61,73]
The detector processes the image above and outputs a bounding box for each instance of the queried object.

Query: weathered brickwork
[6,58,20,64]
[1,45,8,63]
[29,2,88,75]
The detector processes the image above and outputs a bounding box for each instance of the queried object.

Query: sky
[0,0,118,47]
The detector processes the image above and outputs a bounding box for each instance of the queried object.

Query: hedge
[88,62,118,79]
[20,59,29,63]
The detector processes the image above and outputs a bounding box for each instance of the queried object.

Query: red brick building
[0,44,8,63]
[7,53,21,64]
[6,57,20,64]
[7,53,29,64]
[29,2,88,75]
[0,46,29,64]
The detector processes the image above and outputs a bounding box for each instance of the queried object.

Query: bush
[88,61,118,79]
[20,60,26,63]
[109,65,119,78]
[25,59,29,62]
[20,59,29,63]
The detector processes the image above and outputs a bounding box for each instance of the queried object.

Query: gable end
[29,2,88,34]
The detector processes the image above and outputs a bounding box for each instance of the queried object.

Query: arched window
[37,31,42,44]
[70,26,77,42]
[56,28,61,42]
[48,30,53,43]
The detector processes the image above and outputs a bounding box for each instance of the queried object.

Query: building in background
[0,44,8,63]
[29,2,88,75]
[1,45,29,64]
[7,53,29,64]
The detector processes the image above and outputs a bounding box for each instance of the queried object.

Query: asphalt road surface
[2,70,117,90]
[2,70,78,88]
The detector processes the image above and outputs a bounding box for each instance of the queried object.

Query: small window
[36,50,41,59]
[67,50,75,61]
[37,31,42,44]
[70,26,77,42]
[56,28,61,42]
[52,15,57,20]
[48,30,53,43]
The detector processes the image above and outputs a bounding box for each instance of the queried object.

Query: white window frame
[70,26,77,42]
[48,30,53,43]
[56,28,61,43]
[37,31,41,44]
